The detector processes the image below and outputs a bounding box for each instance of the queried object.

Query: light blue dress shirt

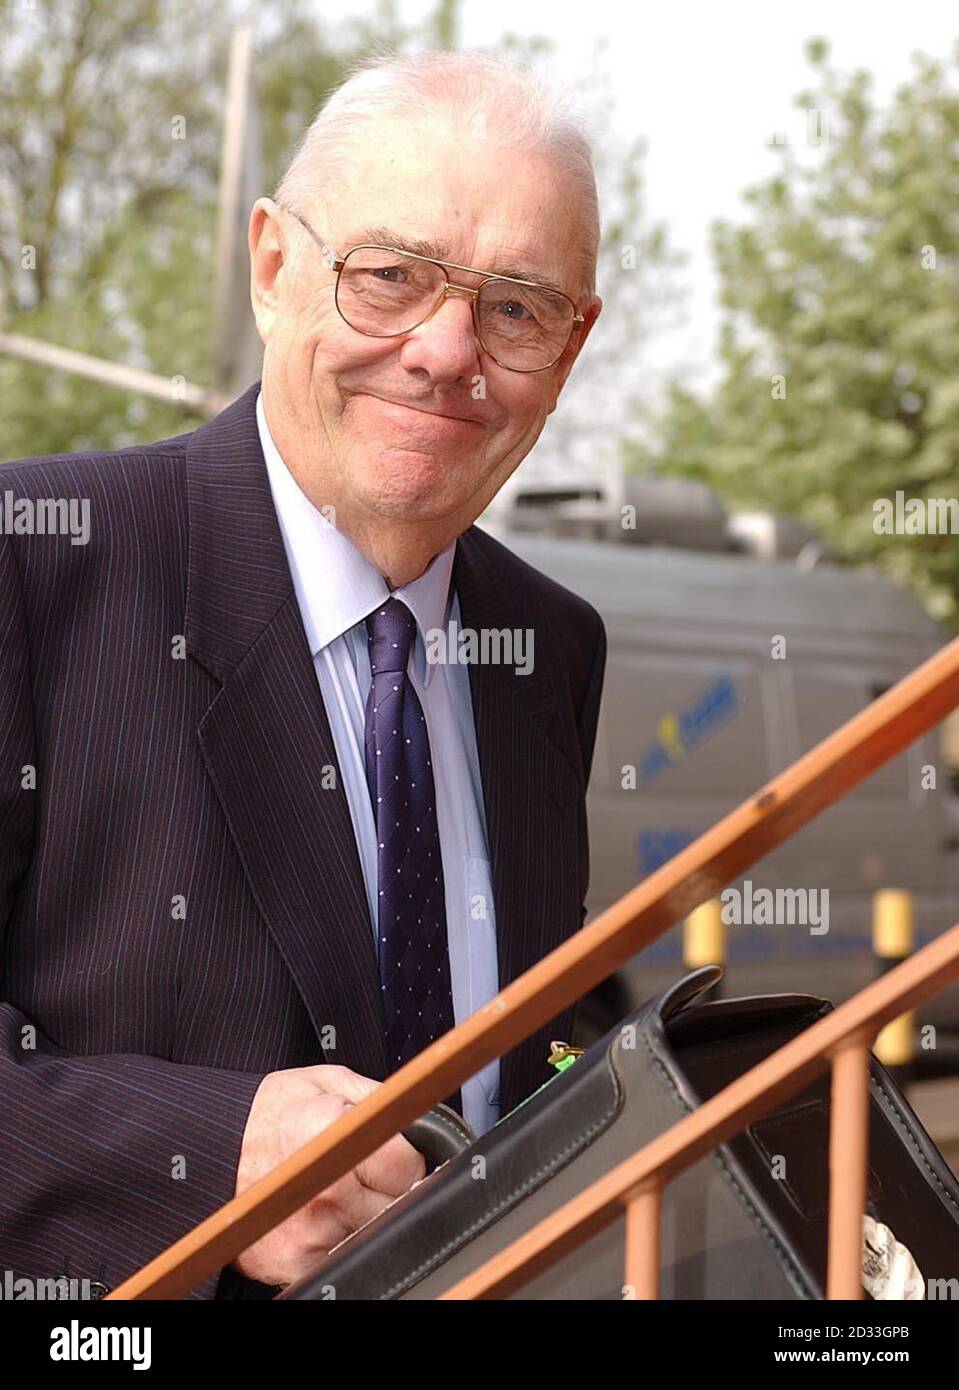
[256,392,500,1134]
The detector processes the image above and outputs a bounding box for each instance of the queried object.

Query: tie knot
[366,596,416,675]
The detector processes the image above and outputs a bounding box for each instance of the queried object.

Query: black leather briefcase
[280,967,959,1300]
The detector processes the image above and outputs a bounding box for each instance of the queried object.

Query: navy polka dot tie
[364,598,460,1106]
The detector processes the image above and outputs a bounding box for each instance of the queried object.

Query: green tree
[632,38,959,621]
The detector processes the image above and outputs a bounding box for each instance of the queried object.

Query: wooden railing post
[826,1038,871,1300]
[624,1180,661,1301]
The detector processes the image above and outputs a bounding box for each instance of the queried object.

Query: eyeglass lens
[335,247,574,369]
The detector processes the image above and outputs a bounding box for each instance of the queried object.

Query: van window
[792,668,906,795]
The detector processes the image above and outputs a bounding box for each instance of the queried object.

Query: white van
[496,526,959,1030]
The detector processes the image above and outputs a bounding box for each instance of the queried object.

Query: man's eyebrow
[346,226,568,295]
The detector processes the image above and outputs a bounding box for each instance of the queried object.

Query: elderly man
[0,49,605,1298]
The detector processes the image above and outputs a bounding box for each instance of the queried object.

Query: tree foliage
[632,39,959,621]
[0,0,421,456]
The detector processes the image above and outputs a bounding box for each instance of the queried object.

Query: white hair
[273,47,601,301]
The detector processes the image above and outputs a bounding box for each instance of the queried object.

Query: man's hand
[231,1064,425,1288]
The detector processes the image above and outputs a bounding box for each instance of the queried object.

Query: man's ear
[248,197,287,343]
[547,293,603,414]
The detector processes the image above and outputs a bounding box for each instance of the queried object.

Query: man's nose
[400,289,482,383]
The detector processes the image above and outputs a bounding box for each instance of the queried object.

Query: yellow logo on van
[639,673,739,784]
[656,712,686,764]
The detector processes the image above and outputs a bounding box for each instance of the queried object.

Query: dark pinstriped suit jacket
[0,382,606,1298]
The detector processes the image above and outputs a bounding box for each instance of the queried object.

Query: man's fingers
[306,1165,409,1236]
[299,1092,425,1198]
[307,1063,381,1105]
[354,1132,426,1198]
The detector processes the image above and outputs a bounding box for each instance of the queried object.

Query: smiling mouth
[355,392,484,427]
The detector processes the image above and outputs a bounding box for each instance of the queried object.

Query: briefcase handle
[402,1103,476,1171]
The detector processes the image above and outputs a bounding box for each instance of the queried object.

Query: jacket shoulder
[0,424,199,591]
[465,523,606,649]
[0,422,196,491]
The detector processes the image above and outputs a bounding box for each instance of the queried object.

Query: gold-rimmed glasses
[278,204,584,373]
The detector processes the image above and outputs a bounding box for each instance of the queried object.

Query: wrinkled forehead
[314,118,589,297]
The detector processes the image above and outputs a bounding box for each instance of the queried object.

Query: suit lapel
[184,385,388,1082]
[454,530,581,1115]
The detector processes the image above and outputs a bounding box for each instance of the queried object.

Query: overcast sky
[368,1,959,386]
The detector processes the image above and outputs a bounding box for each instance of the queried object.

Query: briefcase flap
[279,967,959,1300]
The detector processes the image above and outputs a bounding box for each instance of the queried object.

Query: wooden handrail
[108,636,959,1299]
[439,920,959,1299]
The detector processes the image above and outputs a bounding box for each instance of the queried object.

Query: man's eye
[369,266,406,284]
[496,299,531,321]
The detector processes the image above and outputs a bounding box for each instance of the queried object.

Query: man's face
[251,119,601,536]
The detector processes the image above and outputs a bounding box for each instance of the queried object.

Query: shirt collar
[256,390,455,687]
